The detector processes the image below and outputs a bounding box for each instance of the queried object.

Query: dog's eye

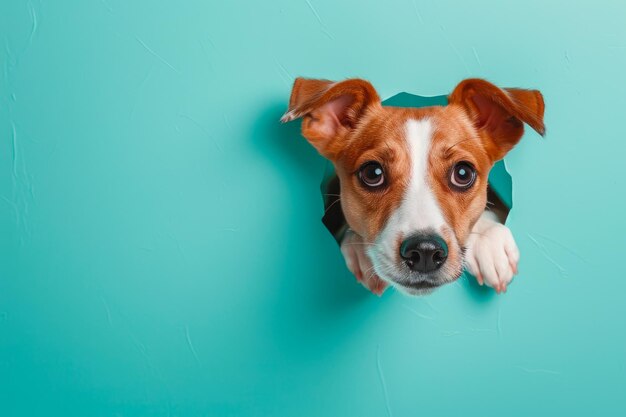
[450,162,476,189]
[358,162,385,188]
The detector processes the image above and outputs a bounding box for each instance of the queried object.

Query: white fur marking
[367,119,453,288]
[378,119,447,253]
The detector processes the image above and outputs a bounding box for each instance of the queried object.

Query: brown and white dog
[281,78,544,296]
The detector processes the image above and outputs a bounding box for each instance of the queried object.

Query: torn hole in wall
[320,92,513,244]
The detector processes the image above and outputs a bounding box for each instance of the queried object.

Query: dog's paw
[465,213,520,294]
[340,230,388,296]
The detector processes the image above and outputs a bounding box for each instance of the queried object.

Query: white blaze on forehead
[378,119,447,249]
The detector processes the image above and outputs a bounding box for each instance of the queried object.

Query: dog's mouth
[402,280,442,290]
[392,275,458,295]
[385,279,441,296]
[377,264,464,295]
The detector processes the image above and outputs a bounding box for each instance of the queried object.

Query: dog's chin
[382,271,463,296]
[394,281,441,296]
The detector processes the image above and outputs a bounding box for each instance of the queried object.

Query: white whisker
[323,198,342,214]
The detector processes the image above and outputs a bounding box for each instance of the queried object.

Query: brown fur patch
[334,106,413,242]
[426,105,492,246]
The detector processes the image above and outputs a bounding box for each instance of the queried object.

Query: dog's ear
[449,78,545,162]
[281,78,381,159]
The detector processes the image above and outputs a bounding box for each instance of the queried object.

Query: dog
[281,78,544,295]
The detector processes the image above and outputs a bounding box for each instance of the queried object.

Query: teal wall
[1,1,625,416]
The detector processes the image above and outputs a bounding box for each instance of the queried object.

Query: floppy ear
[281,77,381,159]
[449,78,545,162]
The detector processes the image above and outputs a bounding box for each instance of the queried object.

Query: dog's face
[282,78,544,294]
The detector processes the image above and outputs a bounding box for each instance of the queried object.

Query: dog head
[282,78,544,294]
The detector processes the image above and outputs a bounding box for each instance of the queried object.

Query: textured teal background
[1,1,625,416]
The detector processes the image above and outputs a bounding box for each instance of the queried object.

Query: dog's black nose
[400,235,448,273]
